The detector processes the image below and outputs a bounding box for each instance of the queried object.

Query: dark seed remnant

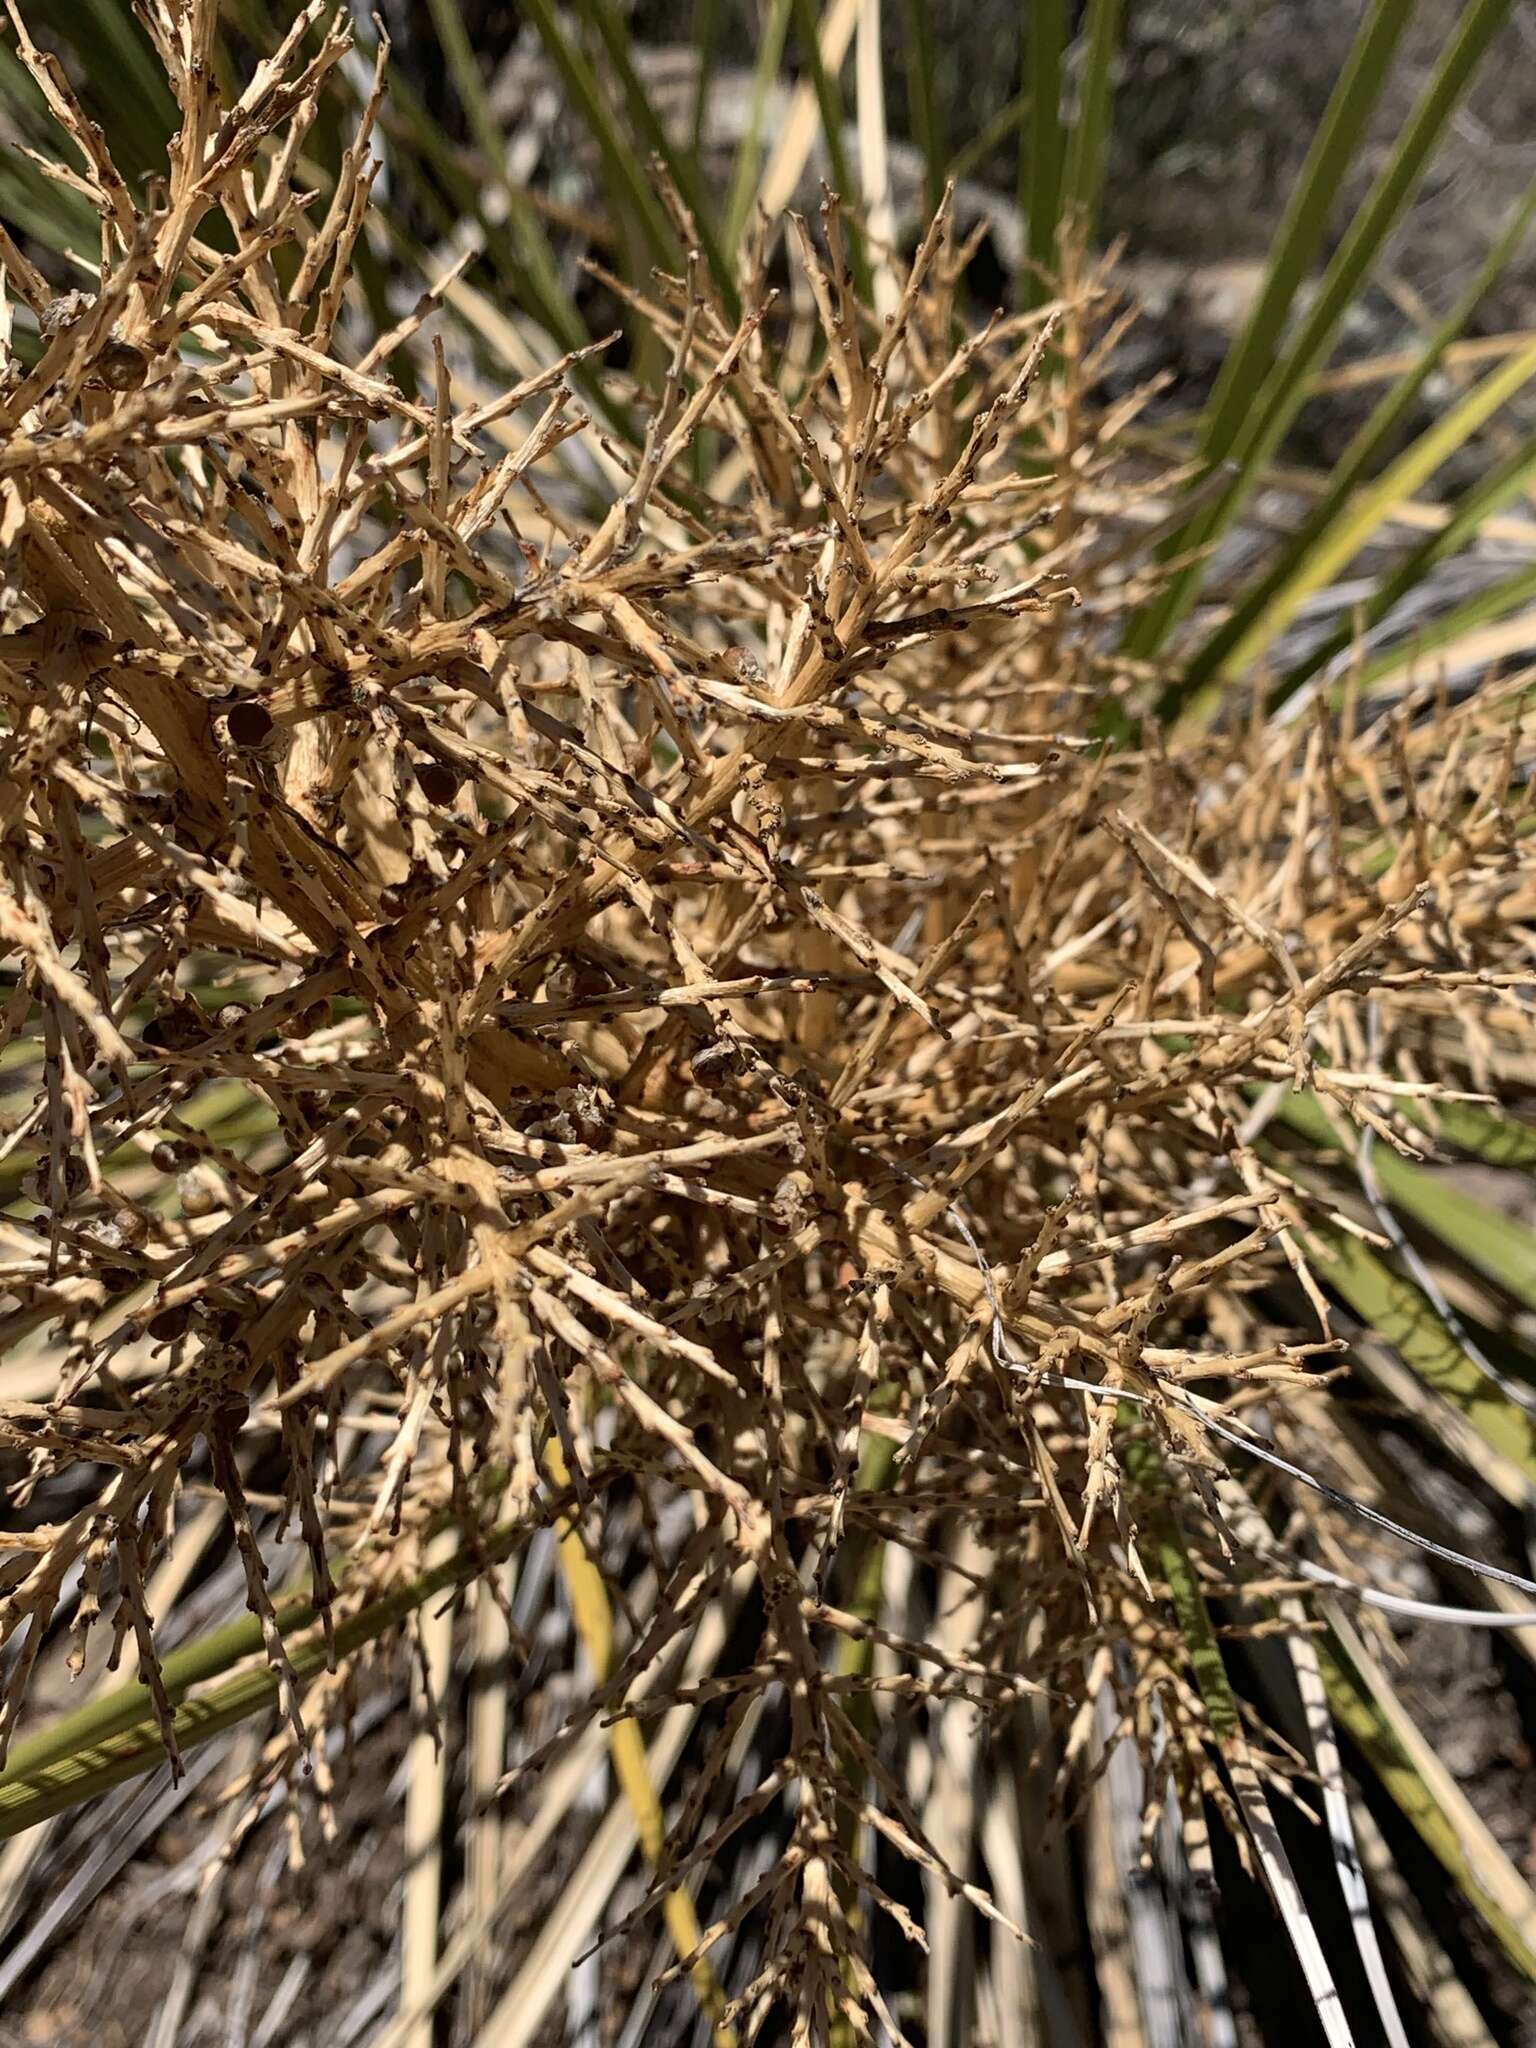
[416,761,459,806]
[226,700,274,748]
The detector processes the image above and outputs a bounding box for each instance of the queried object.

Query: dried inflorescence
[2,2,1535,2033]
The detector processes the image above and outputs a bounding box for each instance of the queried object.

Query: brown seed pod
[178,1163,230,1218]
[94,339,149,392]
[571,962,611,1001]
[225,700,274,749]
[415,760,460,806]
[140,1008,202,1051]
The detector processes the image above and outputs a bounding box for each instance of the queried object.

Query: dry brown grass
[3,3,1536,2038]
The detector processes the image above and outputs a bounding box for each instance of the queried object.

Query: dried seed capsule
[226,700,274,749]
[95,339,149,391]
[141,1008,203,1050]
[178,1163,230,1218]
[415,761,459,806]
[690,1038,740,1084]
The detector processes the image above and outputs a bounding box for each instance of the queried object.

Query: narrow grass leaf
[1321,1612,1536,1979]
[1294,1210,1536,1494]
[423,0,590,342]
[0,1524,519,1837]
[949,90,1027,185]
[899,0,947,216]
[1412,1100,1536,1172]
[791,0,868,295]
[1271,429,1536,711]
[578,0,737,306]
[370,37,588,355]
[1060,0,1124,245]
[1363,1152,1536,1316]
[1143,1456,1356,2045]
[1200,0,1414,469]
[723,0,795,253]
[514,0,677,271]
[1285,1607,1412,2048]
[545,1442,737,2047]
[691,0,721,156]
[1176,186,1536,712]
[1127,0,1515,660]
[1019,0,1065,310]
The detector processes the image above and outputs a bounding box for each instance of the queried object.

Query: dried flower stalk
[2,4,1535,2035]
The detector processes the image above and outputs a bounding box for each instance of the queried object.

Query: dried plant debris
[2,3,1536,2041]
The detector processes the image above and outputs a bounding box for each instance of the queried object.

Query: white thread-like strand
[1293,1559,1536,1629]
[1033,1367,1536,1600]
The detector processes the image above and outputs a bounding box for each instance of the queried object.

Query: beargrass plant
[2,2,1536,2043]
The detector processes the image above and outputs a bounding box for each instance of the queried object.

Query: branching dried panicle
[2,2,1534,2035]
